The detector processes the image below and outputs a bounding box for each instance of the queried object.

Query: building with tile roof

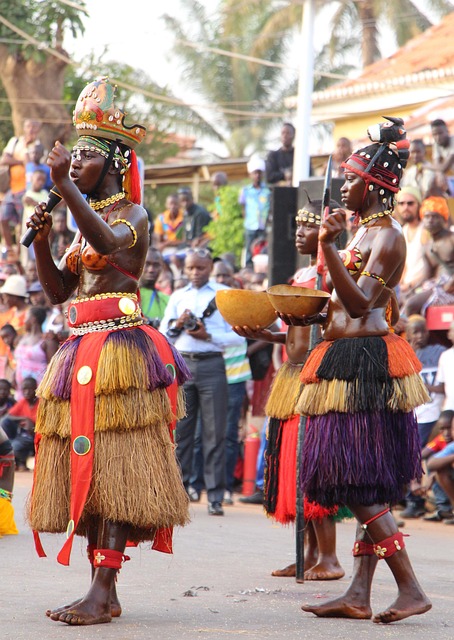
[286,11,454,148]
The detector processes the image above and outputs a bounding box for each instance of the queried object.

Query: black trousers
[176,354,228,504]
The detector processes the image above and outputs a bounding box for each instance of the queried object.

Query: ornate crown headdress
[73,77,146,149]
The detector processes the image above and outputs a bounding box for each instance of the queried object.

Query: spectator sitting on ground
[394,187,430,304]
[400,139,437,199]
[403,197,454,317]
[426,410,454,524]
[431,320,454,412]
[430,119,454,194]
[400,315,446,519]
[0,379,14,419]
[1,376,38,471]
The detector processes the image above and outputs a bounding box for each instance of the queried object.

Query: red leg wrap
[93,549,131,570]
[352,540,375,556]
[373,531,406,559]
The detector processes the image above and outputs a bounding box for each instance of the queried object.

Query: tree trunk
[355,0,381,67]
[0,46,71,152]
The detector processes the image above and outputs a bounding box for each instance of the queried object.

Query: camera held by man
[167,298,217,339]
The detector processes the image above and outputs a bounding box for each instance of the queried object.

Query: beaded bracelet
[360,270,387,287]
[110,218,137,248]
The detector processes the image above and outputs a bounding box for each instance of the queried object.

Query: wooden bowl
[266,284,330,317]
[215,289,277,328]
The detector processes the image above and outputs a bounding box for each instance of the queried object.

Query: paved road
[2,473,453,640]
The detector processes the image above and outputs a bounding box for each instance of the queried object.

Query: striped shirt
[223,341,252,384]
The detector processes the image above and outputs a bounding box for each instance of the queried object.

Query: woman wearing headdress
[287,118,432,623]
[25,78,191,626]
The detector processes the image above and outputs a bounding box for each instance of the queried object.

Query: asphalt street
[2,473,453,640]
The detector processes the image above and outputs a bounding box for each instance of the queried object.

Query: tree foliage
[206,185,245,264]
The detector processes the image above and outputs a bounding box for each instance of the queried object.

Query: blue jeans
[255,419,268,490]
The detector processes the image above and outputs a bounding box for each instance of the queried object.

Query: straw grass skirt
[28,326,191,544]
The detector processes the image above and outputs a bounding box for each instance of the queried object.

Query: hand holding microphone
[21,186,62,248]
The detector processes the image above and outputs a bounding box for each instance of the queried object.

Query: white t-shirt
[435,347,454,411]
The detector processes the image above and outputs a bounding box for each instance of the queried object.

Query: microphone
[20,187,63,248]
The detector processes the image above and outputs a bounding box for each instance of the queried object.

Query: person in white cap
[238,157,270,267]
[0,274,29,333]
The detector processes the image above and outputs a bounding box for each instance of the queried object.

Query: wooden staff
[295,155,332,582]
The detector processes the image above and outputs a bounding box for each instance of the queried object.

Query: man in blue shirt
[160,249,244,515]
[239,158,270,267]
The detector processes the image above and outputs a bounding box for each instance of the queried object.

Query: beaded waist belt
[66,292,143,335]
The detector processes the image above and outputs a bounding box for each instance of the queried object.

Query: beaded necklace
[359,209,392,225]
[90,191,125,211]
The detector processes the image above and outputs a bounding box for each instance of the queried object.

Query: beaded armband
[110,218,137,248]
[360,270,387,287]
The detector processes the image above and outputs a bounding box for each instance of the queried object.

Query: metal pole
[294,0,316,583]
[292,0,315,187]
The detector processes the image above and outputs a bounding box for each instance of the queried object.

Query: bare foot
[50,598,112,625]
[271,563,297,578]
[372,596,432,624]
[302,596,372,619]
[304,561,345,581]
[46,584,121,619]
[46,598,121,618]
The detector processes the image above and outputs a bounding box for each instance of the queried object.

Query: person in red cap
[25,77,190,626]
[403,196,454,317]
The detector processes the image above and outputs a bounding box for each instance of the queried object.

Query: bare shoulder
[111,202,148,230]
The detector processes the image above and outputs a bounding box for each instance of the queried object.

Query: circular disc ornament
[118,297,136,315]
[73,435,91,456]
[77,365,93,385]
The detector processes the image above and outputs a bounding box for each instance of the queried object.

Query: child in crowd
[425,410,454,523]
[1,377,38,471]
[20,168,49,264]
[0,379,15,419]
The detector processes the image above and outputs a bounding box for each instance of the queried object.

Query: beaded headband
[341,150,401,193]
[295,208,321,225]
[73,77,146,149]
[73,136,130,174]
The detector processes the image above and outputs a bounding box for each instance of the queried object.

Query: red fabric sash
[57,331,109,565]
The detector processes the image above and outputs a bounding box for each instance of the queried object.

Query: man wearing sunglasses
[160,248,245,516]
[395,186,429,304]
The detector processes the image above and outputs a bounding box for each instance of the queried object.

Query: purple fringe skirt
[299,336,424,508]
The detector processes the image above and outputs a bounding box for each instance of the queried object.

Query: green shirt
[140,287,170,322]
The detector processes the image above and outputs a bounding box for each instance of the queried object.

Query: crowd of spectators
[0,116,453,526]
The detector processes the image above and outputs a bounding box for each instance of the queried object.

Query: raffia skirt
[296,333,430,508]
[28,326,191,544]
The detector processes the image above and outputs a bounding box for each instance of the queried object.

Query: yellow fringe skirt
[28,326,191,543]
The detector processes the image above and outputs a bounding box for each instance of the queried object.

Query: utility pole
[292,0,315,186]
